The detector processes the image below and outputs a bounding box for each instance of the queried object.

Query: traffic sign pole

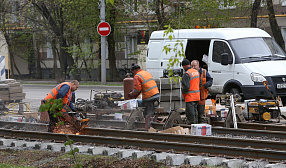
[100,0,107,84]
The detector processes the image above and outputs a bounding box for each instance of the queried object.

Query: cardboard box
[191,124,212,136]
[119,99,138,110]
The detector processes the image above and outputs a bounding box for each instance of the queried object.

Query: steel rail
[1,120,286,140]
[0,121,48,131]
[0,128,285,161]
[82,127,286,150]
[90,120,286,139]
[211,121,286,131]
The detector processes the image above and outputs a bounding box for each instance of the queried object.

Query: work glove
[203,83,209,89]
[128,92,133,99]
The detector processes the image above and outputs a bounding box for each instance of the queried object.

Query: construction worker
[181,59,201,124]
[128,63,159,129]
[191,60,213,123]
[41,80,79,132]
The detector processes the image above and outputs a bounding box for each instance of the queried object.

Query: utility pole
[100,0,107,84]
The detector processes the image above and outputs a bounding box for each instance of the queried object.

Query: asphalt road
[22,84,124,111]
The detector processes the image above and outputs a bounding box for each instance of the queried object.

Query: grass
[0,163,33,168]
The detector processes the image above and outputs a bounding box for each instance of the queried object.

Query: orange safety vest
[44,82,72,112]
[200,68,209,100]
[135,70,159,100]
[183,68,200,102]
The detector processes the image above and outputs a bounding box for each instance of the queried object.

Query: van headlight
[251,73,266,82]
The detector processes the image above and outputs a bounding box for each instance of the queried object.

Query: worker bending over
[128,63,159,129]
[42,80,79,132]
[191,60,213,123]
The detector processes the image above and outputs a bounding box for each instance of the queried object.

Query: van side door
[208,40,235,94]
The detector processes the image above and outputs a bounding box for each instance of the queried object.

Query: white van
[146,28,286,104]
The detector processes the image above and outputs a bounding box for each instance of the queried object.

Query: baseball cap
[182,58,190,66]
[131,63,141,70]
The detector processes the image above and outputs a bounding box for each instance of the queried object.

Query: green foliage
[39,98,64,126]
[64,139,82,168]
[162,25,185,83]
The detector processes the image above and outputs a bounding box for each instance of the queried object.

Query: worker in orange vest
[191,60,213,123]
[42,80,79,132]
[128,63,159,129]
[181,59,201,124]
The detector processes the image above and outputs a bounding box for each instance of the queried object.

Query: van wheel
[230,88,240,95]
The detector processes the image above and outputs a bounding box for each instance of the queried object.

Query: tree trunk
[51,38,57,79]
[108,5,119,81]
[155,0,163,29]
[33,33,42,79]
[250,0,261,27]
[266,0,285,51]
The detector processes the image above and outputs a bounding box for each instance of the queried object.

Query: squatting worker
[41,80,79,132]
[181,58,201,124]
[128,63,159,129]
[191,60,213,123]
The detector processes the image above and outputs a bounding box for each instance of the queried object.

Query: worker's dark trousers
[185,101,199,124]
[142,100,155,117]
[197,104,205,123]
[48,112,58,132]
[142,100,155,130]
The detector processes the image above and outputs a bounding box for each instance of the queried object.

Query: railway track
[0,128,286,161]
[0,121,286,161]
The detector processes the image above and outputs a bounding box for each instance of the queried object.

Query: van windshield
[229,37,286,63]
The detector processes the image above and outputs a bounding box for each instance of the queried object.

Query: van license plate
[277,83,286,89]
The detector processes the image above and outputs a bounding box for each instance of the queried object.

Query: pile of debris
[0,79,25,103]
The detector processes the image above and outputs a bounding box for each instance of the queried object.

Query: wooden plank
[0,84,9,89]
[9,86,23,93]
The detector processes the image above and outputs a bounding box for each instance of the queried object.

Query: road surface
[22,84,124,111]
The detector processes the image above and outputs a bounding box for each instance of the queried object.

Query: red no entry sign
[97,22,111,36]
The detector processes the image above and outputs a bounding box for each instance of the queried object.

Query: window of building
[46,42,53,59]
[219,0,236,9]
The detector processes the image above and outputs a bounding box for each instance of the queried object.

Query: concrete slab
[243,161,269,168]
[0,139,16,146]
[11,140,26,147]
[116,149,136,159]
[151,152,169,162]
[87,146,110,155]
[132,151,153,159]
[23,141,39,148]
[265,163,286,168]
[221,159,245,168]
[165,154,186,166]
[47,143,65,152]
[103,148,120,156]
[184,156,204,166]
[202,157,225,166]
[65,145,90,153]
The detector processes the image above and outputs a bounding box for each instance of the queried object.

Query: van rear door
[208,40,235,94]
[146,40,163,78]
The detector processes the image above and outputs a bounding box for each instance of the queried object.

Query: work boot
[145,115,151,130]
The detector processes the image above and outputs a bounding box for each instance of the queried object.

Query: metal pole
[100,0,106,84]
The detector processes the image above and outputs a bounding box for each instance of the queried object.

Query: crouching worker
[41,80,79,132]
[128,63,160,130]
